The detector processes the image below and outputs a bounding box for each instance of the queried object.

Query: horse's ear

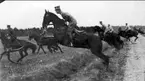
[45,9,49,13]
[45,9,47,13]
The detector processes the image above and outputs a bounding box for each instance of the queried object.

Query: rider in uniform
[99,21,107,29]
[125,23,131,32]
[99,21,108,34]
[105,24,114,34]
[54,6,81,46]
[40,27,47,39]
[7,25,21,45]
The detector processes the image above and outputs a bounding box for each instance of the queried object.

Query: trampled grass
[0,35,130,81]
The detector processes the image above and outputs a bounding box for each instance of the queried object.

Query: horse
[86,25,124,49]
[134,27,145,35]
[118,27,139,42]
[28,32,63,54]
[79,26,123,50]
[0,31,37,63]
[103,31,124,49]
[42,10,110,68]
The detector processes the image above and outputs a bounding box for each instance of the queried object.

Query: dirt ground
[123,34,145,81]
[0,35,145,81]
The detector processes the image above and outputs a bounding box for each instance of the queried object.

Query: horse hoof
[17,59,23,63]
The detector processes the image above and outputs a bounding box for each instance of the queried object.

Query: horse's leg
[90,48,109,68]
[127,37,132,44]
[32,46,36,54]
[47,45,53,53]
[37,46,41,54]
[7,52,17,63]
[40,46,46,54]
[17,50,24,63]
[114,40,121,50]
[118,38,124,48]
[23,49,28,58]
[52,46,57,53]
[50,46,56,53]
[56,44,63,53]
[134,36,138,42]
[0,51,6,61]
[129,37,134,44]
[127,37,130,42]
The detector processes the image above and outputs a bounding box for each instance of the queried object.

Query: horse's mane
[47,12,67,27]
[49,12,61,20]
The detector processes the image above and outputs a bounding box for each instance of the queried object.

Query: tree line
[0,25,144,36]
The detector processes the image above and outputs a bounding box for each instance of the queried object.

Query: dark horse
[28,32,63,54]
[79,26,123,50]
[42,10,110,68]
[94,25,106,40]
[87,26,123,50]
[118,27,138,42]
[103,32,124,49]
[0,31,37,63]
[134,27,145,35]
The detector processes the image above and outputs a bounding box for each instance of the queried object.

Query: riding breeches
[67,22,77,40]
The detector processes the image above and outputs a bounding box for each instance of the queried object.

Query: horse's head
[42,10,52,28]
[42,9,67,29]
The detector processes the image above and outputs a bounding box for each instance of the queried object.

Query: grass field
[0,33,131,81]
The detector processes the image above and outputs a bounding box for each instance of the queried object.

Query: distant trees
[0,25,145,36]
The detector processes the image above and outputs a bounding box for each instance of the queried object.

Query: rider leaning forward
[54,6,80,46]
[125,23,132,32]
[99,21,114,34]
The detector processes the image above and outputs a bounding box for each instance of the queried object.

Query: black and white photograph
[0,1,145,81]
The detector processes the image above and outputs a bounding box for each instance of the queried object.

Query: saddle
[73,30,88,42]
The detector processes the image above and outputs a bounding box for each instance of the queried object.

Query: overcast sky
[0,1,145,29]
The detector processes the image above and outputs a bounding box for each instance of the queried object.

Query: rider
[54,5,81,46]
[125,23,131,32]
[99,21,108,33]
[106,24,114,33]
[99,21,107,29]
[40,27,47,39]
[7,25,21,45]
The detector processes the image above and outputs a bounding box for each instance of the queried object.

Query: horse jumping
[42,10,110,68]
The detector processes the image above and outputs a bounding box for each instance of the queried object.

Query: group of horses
[0,9,145,70]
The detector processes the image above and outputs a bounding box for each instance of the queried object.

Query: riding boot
[70,35,73,47]
[69,33,73,47]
